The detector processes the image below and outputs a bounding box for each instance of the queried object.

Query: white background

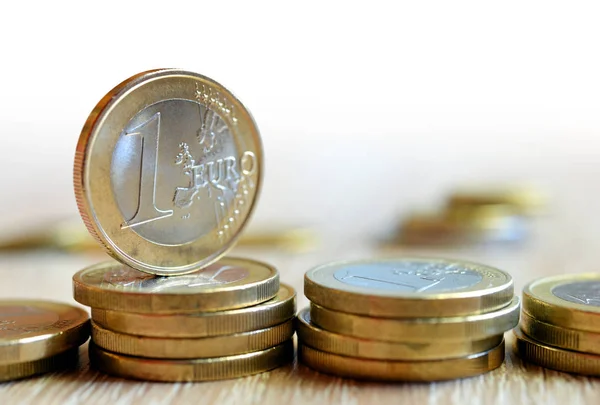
[0,1,598,240]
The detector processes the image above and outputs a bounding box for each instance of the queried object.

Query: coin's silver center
[552,281,600,307]
[111,98,256,246]
[333,262,483,293]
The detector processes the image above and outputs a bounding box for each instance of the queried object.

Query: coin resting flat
[92,284,295,337]
[296,308,504,360]
[74,69,263,276]
[0,300,89,365]
[305,258,514,318]
[73,258,279,314]
[522,273,600,333]
[0,348,79,382]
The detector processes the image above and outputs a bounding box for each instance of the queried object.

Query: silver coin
[552,281,600,307]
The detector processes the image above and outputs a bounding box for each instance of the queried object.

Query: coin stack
[0,301,89,382]
[70,70,295,381]
[514,273,600,376]
[298,258,520,381]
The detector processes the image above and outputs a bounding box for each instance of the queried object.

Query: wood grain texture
[2,206,600,404]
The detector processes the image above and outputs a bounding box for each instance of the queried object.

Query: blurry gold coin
[91,319,294,359]
[305,258,514,318]
[521,311,600,355]
[89,340,293,382]
[523,273,600,333]
[92,284,295,338]
[310,297,519,343]
[73,258,279,314]
[514,327,600,376]
[299,338,505,381]
[0,300,89,365]
[447,187,546,216]
[296,308,503,360]
[0,348,79,382]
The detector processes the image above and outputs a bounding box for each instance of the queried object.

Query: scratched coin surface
[73,258,279,314]
[523,273,600,333]
[0,300,89,365]
[304,258,514,318]
[74,69,262,275]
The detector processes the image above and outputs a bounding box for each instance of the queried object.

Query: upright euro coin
[73,258,279,314]
[305,258,513,318]
[74,69,263,276]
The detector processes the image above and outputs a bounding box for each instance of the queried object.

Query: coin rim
[0,348,79,382]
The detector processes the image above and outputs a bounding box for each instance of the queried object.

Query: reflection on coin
[310,297,519,342]
[305,258,513,317]
[91,319,294,359]
[74,69,263,276]
[0,348,79,382]
[521,311,600,355]
[89,340,293,382]
[92,284,295,337]
[299,339,505,381]
[523,274,600,333]
[0,300,89,365]
[73,258,279,313]
[514,328,600,376]
[296,308,503,360]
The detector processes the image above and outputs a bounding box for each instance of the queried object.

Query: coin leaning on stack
[514,273,600,376]
[70,69,295,380]
[298,258,520,381]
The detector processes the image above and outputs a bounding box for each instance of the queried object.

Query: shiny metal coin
[299,338,505,381]
[89,340,293,382]
[305,258,514,318]
[0,300,89,365]
[522,273,600,333]
[74,69,262,276]
[0,348,79,382]
[73,258,279,314]
[92,284,295,338]
[296,308,503,360]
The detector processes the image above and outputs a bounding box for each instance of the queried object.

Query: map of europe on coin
[74,70,263,275]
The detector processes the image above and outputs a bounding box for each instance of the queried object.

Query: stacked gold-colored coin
[514,274,600,376]
[298,258,520,381]
[72,259,296,382]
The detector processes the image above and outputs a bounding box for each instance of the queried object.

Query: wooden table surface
[1,205,600,405]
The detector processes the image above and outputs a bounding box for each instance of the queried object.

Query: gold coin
[0,348,79,382]
[0,300,89,365]
[446,187,546,216]
[89,340,293,382]
[73,258,279,314]
[91,319,294,359]
[296,308,503,360]
[310,297,519,342]
[520,311,600,355]
[514,327,600,376]
[522,273,600,333]
[299,338,505,381]
[304,258,514,318]
[92,284,295,337]
[74,69,263,276]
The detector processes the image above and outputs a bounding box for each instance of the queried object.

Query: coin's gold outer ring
[0,348,79,382]
[91,319,294,359]
[92,284,296,337]
[72,258,279,314]
[298,339,505,382]
[523,273,600,333]
[296,308,504,360]
[74,69,263,276]
[514,327,600,376]
[304,258,514,318]
[520,311,600,355]
[89,340,294,382]
[0,301,90,365]
[309,296,519,343]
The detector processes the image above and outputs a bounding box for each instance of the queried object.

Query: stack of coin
[299,258,520,381]
[70,70,295,380]
[0,301,89,382]
[514,274,600,376]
